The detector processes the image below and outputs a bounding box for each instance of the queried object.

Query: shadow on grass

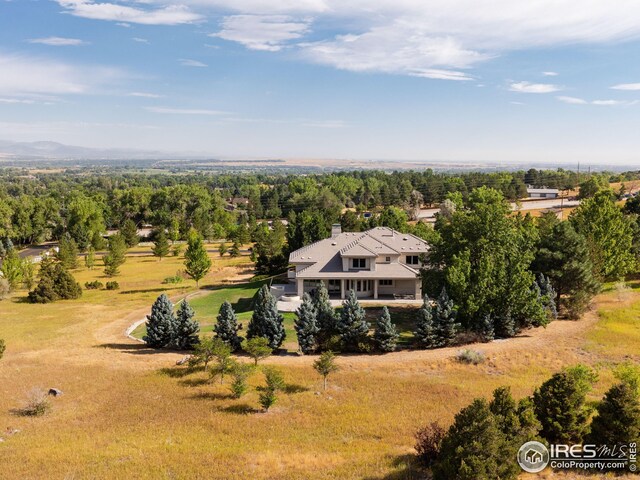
[179,377,210,387]
[190,391,234,401]
[119,287,185,295]
[218,403,259,415]
[363,454,423,480]
[96,342,158,354]
[283,383,310,394]
[158,366,201,378]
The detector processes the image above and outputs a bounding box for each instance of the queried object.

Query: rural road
[418,197,581,220]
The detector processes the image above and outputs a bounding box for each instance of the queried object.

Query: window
[352,258,366,269]
[406,255,420,265]
[385,256,391,263]
[379,279,393,286]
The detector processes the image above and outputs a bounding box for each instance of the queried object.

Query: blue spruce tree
[214,300,243,351]
[312,282,337,343]
[172,299,200,350]
[337,289,370,352]
[434,287,459,347]
[294,293,320,354]
[537,273,558,320]
[144,293,176,348]
[247,285,286,349]
[414,294,438,348]
[373,306,399,352]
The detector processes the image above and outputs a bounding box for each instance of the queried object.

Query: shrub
[17,389,51,417]
[28,258,82,303]
[455,349,486,365]
[415,422,446,467]
[84,281,104,290]
[162,275,183,285]
[105,281,119,290]
[0,278,9,300]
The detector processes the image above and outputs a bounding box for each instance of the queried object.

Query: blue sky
[2,0,640,164]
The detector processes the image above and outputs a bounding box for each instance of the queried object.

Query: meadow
[0,247,638,479]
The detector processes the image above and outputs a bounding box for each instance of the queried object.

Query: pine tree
[536,273,557,319]
[478,313,495,342]
[373,306,399,352]
[172,299,200,350]
[415,295,438,348]
[533,365,597,444]
[433,288,458,347]
[218,242,227,256]
[243,336,272,365]
[229,241,241,257]
[337,289,370,352]
[143,294,176,348]
[184,231,211,288]
[587,381,640,447]
[313,350,339,390]
[311,282,337,345]
[494,310,516,338]
[120,219,139,248]
[103,233,127,277]
[152,230,170,261]
[57,235,79,269]
[432,399,517,480]
[247,285,286,349]
[214,300,243,352]
[84,246,95,270]
[27,258,82,303]
[294,293,319,354]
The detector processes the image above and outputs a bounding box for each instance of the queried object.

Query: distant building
[288,226,429,300]
[526,186,559,199]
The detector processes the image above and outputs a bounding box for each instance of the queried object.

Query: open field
[0,250,638,479]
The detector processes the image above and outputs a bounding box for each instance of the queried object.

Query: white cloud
[145,106,227,115]
[510,81,561,93]
[132,37,149,44]
[301,120,348,128]
[213,15,310,51]
[610,82,640,90]
[179,58,207,67]
[128,92,163,98]
[556,95,588,104]
[28,36,87,46]
[556,96,636,106]
[0,52,124,97]
[542,71,558,76]
[0,98,37,104]
[57,0,201,25]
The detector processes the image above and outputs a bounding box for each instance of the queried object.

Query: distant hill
[0,140,181,160]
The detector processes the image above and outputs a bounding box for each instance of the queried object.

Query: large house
[288,226,429,300]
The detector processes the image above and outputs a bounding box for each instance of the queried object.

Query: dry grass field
[0,248,638,479]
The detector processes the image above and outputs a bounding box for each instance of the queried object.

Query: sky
[2,0,640,164]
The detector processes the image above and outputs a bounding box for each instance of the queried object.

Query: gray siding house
[288,226,429,299]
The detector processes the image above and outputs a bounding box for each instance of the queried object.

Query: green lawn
[132,283,420,350]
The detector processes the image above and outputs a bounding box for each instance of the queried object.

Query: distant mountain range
[0,140,197,160]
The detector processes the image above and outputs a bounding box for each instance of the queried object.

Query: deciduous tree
[184,231,211,287]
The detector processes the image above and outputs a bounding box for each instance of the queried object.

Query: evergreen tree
[214,301,243,352]
[243,336,272,365]
[337,290,370,352]
[414,295,438,348]
[247,285,286,349]
[229,362,253,398]
[184,231,211,288]
[229,241,241,257]
[373,306,399,352]
[311,282,337,345]
[489,386,540,444]
[259,367,285,412]
[84,246,95,270]
[152,230,170,261]
[218,242,227,256]
[536,273,558,320]
[143,294,176,348]
[433,287,459,346]
[494,310,516,338]
[172,299,200,350]
[57,235,79,269]
[28,258,82,303]
[120,219,139,248]
[313,350,339,390]
[533,221,601,319]
[533,365,597,444]
[478,313,495,342]
[432,399,517,480]
[103,233,127,277]
[294,293,319,354]
[587,381,640,447]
